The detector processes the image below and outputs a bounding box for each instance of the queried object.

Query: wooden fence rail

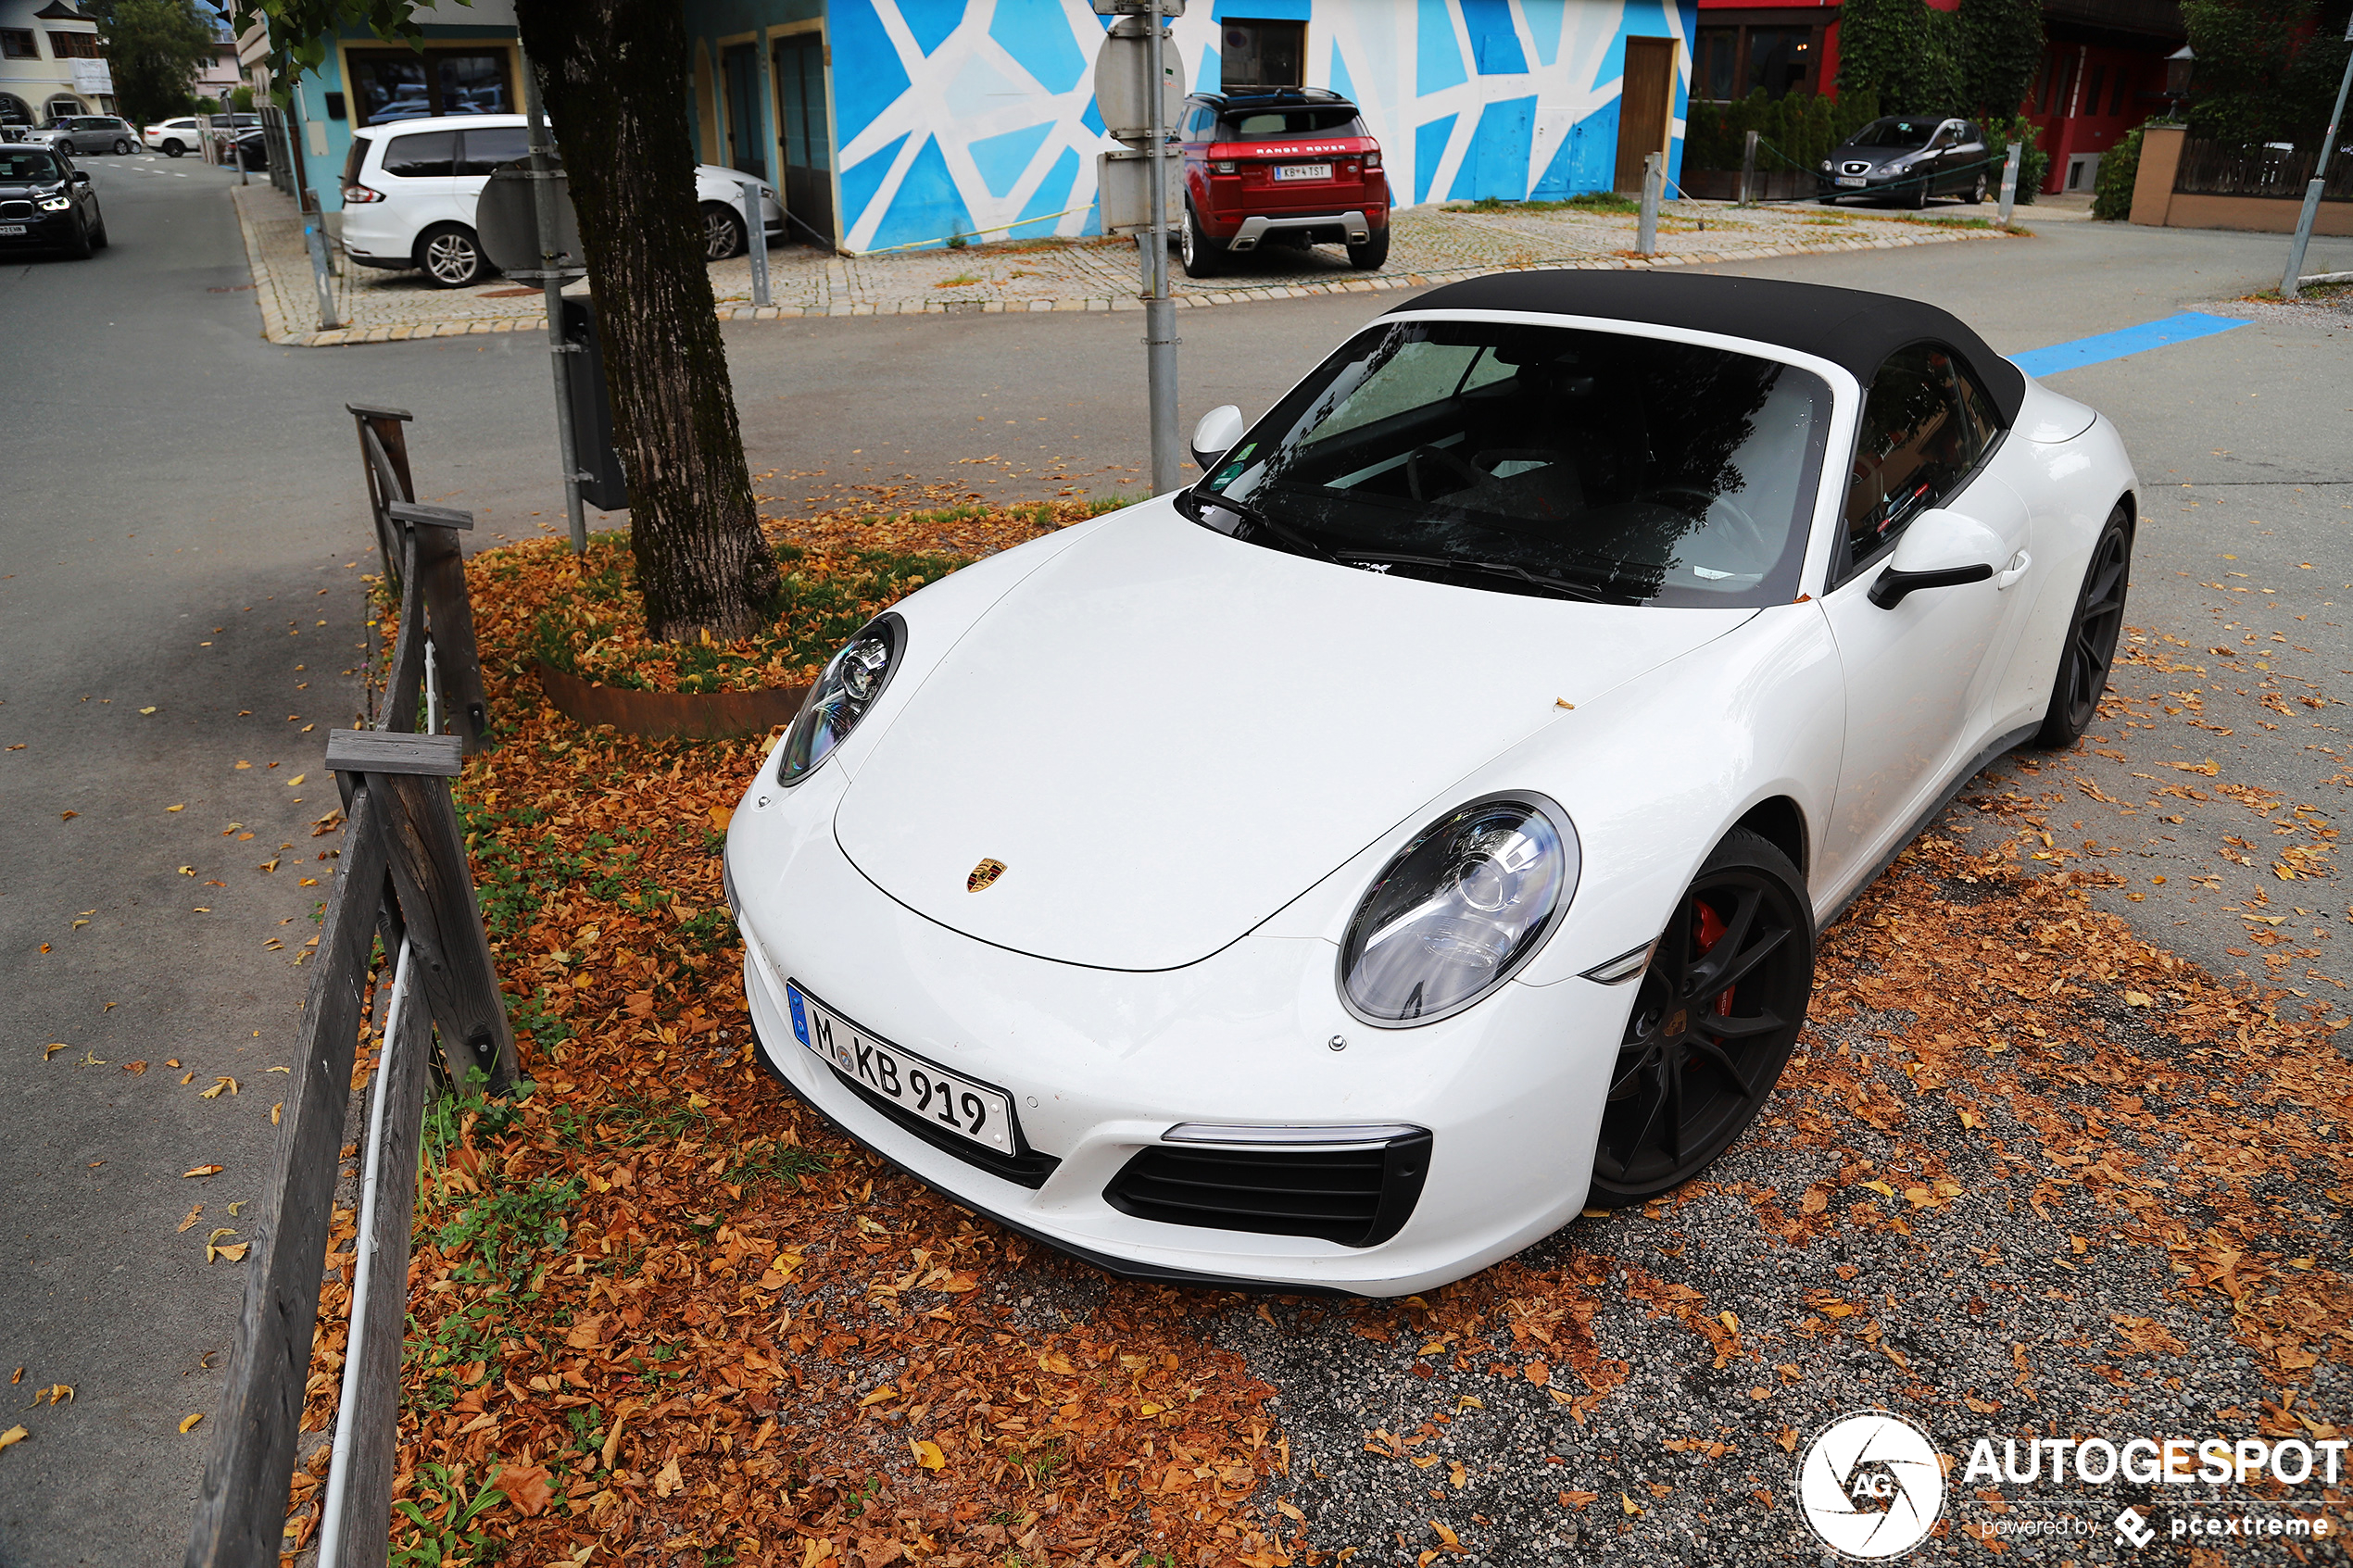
[184,416,509,1568]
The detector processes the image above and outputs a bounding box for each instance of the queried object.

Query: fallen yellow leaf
[911,1438,946,1471]
[179,1412,203,1434]
[182,1164,222,1179]
[198,1075,238,1099]
[165,804,184,812]
[177,1204,202,1233]
[710,805,735,832]
[271,1103,283,1125]
[858,1385,900,1408]
[0,1425,26,1451]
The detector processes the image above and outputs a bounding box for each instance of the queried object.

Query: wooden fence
[184,408,512,1568]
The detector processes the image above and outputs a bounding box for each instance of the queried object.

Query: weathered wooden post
[384,501,492,754]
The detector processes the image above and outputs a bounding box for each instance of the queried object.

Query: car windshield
[1849,119,1941,149]
[1183,320,1832,608]
[1219,107,1364,140]
[0,149,61,181]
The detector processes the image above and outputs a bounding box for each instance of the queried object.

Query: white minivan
[338,113,786,288]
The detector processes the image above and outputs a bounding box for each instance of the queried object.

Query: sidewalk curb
[251,218,2011,348]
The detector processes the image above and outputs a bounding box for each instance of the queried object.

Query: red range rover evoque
[1176,87,1389,277]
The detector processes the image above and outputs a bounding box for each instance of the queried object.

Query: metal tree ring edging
[534,660,812,741]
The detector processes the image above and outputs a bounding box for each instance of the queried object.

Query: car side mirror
[1190,404,1247,474]
[71,170,89,184]
[1868,508,2002,608]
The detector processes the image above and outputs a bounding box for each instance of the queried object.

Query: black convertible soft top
[1390,270,2024,424]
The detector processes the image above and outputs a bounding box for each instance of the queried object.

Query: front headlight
[1340,794,1579,1026]
[775,613,903,786]
[38,194,71,211]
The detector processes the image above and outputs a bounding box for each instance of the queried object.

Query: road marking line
[2010,310,2247,379]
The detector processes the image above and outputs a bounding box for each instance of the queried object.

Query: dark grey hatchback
[1817,117,1992,208]
[0,144,106,257]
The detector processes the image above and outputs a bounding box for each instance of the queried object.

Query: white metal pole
[739,173,771,307]
[1637,151,1662,256]
[1142,0,1179,494]
[312,941,414,1568]
[1997,142,2021,227]
[2281,36,2353,301]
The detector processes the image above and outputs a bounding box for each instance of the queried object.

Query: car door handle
[1995,550,2032,590]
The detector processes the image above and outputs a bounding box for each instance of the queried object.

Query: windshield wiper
[1180,489,1343,565]
[1339,549,1615,603]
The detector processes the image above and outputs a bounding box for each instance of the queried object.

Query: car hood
[0,182,64,196]
[832,503,1756,971]
[1831,147,1923,169]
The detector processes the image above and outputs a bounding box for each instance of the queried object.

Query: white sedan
[724,271,2135,1296]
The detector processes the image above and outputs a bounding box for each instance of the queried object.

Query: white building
[0,0,111,128]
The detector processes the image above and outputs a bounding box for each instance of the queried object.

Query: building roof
[31,2,95,20]
[1390,270,2026,420]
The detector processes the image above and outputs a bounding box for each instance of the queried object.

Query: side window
[457,124,528,175]
[381,130,456,178]
[1955,367,2003,456]
[1839,344,1982,579]
[1184,107,1213,141]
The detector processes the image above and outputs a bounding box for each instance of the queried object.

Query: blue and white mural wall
[799,0,1695,254]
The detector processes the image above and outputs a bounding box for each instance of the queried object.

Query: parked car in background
[0,143,106,257]
[228,125,268,171]
[1818,117,1992,207]
[337,112,782,287]
[145,117,203,157]
[37,115,137,156]
[1176,86,1388,277]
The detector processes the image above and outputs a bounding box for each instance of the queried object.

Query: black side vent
[1103,1130,1432,1248]
[828,1066,1061,1189]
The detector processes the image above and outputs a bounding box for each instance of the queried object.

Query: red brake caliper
[1694,900,1733,1016]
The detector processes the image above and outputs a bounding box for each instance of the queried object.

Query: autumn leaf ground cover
[284,508,2348,1567]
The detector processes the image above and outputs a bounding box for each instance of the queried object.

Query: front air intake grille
[0,201,32,220]
[1103,1130,1432,1248]
[1842,162,1871,175]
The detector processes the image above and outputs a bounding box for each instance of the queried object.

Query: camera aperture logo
[1798,1410,1946,1559]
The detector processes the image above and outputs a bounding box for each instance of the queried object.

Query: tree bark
[514,0,777,641]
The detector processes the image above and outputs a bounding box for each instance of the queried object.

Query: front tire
[112,137,132,155]
[89,213,107,249]
[1587,828,1813,1208]
[1970,170,1989,205]
[65,213,93,259]
[701,201,747,261]
[1178,203,1224,278]
[415,222,487,288]
[1348,224,1390,270]
[2032,506,2132,748]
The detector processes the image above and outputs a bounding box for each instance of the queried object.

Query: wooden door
[723,43,765,179]
[773,33,834,247]
[1614,37,1676,194]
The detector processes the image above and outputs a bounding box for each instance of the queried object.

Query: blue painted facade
[681,0,1695,254]
[284,1,522,215]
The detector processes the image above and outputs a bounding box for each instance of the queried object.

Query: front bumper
[726,779,1629,1297]
[0,208,83,245]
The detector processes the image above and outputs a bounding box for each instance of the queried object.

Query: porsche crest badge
[967,858,1007,893]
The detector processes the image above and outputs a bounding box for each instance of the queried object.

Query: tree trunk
[514,0,777,642]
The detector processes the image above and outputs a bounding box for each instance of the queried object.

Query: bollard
[1739,130,1758,207]
[739,173,771,307]
[305,208,340,332]
[1637,151,1662,257]
[1997,143,2021,228]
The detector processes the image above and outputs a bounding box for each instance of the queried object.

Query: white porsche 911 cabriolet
[724,271,2134,1296]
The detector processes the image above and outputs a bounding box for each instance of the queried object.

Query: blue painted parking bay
[2009,310,2249,380]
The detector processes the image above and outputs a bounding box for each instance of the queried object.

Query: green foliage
[2092,123,2149,218]
[725,1136,832,1190]
[1685,88,1883,172]
[90,0,218,128]
[1836,0,1964,116]
[1957,0,2045,120]
[229,84,254,110]
[388,1462,508,1567]
[194,94,220,113]
[2182,0,2353,145]
[1980,113,2049,205]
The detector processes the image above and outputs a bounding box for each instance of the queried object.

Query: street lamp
[2163,44,2194,123]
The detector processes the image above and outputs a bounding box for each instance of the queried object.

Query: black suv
[0,143,105,257]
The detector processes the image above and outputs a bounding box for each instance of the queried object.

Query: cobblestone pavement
[231,181,2044,348]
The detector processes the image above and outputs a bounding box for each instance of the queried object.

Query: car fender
[1252,599,1843,985]
[1992,408,2139,731]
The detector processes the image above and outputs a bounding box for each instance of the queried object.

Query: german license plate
[1274,163,1331,182]
[0,225,25,235]
[786,981,1015,1153]
[1836,176,1868,187]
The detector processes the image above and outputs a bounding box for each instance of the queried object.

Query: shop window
[1696,28,1738,101]
[1692,25,1816,102]
[0,30,38,59]
[1221,19,1304,89]
[347,48,511,126]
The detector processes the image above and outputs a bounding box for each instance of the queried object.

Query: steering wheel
[1649,485,1771,564]
[1407,445,1486,504]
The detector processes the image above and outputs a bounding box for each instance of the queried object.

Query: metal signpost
[520,54,589,554]
[1637,152,1662,256]
[1093,0,1185,493]
[2280,16,2353,302]
[738,173,772,307]
[1997,143,2021,227]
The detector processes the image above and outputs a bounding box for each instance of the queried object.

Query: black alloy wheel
[2033,506,2132,748]
[1588,828,1813,1207]
[1971,170,1990,205]
[163,139,184,157]
[702,201,747,261]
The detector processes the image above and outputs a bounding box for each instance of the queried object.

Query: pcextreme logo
[1797,1410,1946,1559]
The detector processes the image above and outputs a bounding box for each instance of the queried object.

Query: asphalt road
[1,161,2345,1566]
